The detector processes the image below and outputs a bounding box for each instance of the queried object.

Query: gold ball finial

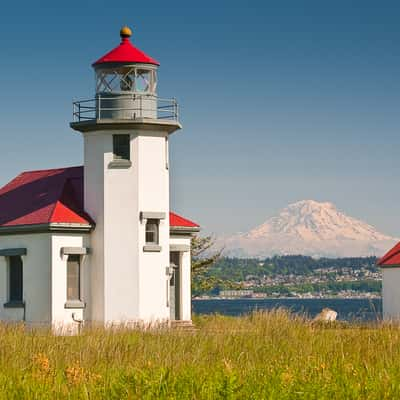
[120,26,132,38]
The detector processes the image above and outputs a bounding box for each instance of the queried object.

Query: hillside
[198,256,381,297]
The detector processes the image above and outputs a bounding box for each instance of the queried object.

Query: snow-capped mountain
[221,200,398,258]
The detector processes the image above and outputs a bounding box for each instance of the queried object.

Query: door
[169,252,181,320]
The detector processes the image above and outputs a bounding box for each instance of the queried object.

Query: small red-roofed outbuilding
[378,242,400,319]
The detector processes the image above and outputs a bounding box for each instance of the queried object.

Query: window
[67,255,81,301]
[113,134,130,161]
[145,219,159,244]
[120,74,133,91]
[135,69,151,92]
[141,213,164,252]
[96,67,156,94]
[9,256,23,302]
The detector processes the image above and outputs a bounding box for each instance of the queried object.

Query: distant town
[194,255,381,299]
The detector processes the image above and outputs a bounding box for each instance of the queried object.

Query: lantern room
[72,26,179,123]
[90,26,160,120]
[93,26,159,97]
[94,65,157,94]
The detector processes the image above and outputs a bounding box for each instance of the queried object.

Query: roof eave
[380,263,400,268]
[0,223,94,236]
[92,60,159,68]
[70,118,182,135]
[170,226,200,235]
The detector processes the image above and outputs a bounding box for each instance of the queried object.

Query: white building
[0,26,199,331]
[378,243,400,319]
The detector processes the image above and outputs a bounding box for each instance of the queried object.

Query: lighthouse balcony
[72,94,178,123]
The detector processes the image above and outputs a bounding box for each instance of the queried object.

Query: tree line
[204,255,378,281]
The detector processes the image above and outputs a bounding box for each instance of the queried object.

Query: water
[192,298,382,322]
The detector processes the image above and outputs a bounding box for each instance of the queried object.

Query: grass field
[0,310,399,399]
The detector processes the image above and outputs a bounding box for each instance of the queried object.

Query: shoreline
[193,296,382,301]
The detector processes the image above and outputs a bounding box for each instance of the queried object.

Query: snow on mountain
[221,200,398,258]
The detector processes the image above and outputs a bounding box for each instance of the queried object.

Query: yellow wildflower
[281,371,293,384]
[32,353,50,374]
[65,362,85,385]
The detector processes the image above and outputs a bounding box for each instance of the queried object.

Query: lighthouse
[0,26,199,331]
[70,26,186,325]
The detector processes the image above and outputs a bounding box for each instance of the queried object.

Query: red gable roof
[378,242,400,267]
[0,167,92,227]
[170,212,199,229]
[0,166,198,231]
[93,37,159,67]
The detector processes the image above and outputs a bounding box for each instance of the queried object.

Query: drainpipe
[72,313,83,333]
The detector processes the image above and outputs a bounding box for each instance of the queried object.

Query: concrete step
[170,320,197,332]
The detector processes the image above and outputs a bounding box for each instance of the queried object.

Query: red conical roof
[93,27,159,67]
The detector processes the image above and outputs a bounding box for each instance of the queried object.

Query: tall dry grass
[0,310,399,399]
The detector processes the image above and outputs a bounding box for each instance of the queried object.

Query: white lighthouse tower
[70,26,183,325]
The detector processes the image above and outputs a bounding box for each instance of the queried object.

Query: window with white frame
[67,255,81,301]
[145,219,159,245]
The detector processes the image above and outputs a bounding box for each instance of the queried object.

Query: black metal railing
[72,94,179,122]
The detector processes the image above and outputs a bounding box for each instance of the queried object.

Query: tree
[191,235,223,297]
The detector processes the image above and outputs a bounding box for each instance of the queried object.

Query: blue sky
[0,0,399,235]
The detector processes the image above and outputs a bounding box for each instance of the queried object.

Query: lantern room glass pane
[152,70,158,92]
[135,69,151,92]
[96,67,156,94]
[120,74,134,91]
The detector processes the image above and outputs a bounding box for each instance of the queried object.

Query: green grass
[0,310,400,399]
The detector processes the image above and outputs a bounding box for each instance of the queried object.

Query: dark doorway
[169,252,181,320]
